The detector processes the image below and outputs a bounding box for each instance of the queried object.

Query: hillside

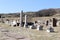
[0,8,60,18]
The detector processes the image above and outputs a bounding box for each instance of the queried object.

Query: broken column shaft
[24,15,27,27]
[20,10,23,27]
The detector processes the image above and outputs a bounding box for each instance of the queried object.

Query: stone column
[20,10,23,27]
[24,15,27,28]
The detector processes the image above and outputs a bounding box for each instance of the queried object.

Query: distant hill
[25,8,59,17]
[0,8,60,18]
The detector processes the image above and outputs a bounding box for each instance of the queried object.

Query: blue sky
[0,0,60,13]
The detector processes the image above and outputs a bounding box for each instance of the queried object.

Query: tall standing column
[20,10,23,27]
[24,15,27,27]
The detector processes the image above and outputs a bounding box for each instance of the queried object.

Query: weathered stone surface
[47,27,54,32]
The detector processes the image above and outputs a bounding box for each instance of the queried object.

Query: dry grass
[0,16,60,40]
[0,23,60,40]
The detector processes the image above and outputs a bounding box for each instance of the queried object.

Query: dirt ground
[0,23,60,40]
